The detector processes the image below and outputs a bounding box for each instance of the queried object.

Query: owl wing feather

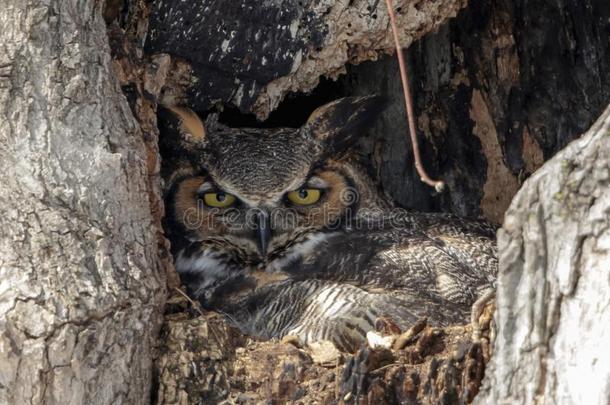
[292,222,495,308]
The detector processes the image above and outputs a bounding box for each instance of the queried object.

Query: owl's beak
[255,210,272,259]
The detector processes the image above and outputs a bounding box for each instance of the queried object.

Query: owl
[160,96,497,352]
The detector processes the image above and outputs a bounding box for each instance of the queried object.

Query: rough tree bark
[145,0,468,119]
[0,1,165,404]
[334,0,610,221]
[476,106,610,404]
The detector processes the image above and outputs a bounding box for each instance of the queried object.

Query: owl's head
[162,96,386,264]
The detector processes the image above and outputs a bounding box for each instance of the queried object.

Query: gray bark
[0,1,165,404]
[475,105,610,404]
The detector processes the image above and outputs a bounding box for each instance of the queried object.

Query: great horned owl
[160,96,497,352]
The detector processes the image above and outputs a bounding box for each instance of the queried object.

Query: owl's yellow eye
[202,192,236,208]
[287,188,322,206]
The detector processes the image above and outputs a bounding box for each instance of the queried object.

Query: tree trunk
[475,106,610,404]
[2,0,608,403]
[0,1,165,404]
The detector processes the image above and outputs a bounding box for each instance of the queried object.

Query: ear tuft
[160,105,207,142]
[304,96,386,151]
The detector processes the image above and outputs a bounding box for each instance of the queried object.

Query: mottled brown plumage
[160,96,497,352]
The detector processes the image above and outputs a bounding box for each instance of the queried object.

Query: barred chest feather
[174,223,496,352]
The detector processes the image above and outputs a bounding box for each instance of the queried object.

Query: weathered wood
[145,0,468,119]
[475,106,610,404]
[336,0,610,219]
[0,1,165,403]
[155,304,495,404]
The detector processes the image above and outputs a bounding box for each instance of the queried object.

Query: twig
[173,286,204,316]
[371,362,401,373]
[174,288,226,347]
[385,0,445,192]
